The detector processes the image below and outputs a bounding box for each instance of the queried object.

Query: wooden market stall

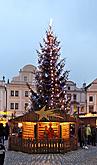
[8,109,78,154]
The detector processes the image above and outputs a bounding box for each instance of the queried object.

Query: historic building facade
[86,78,97,114]
[0,65,88,121]
[0,64,37,120]
[65,81,87,115]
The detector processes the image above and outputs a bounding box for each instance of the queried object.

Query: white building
[0,64,37,120]
[86,78,97,114]
[65,81,87,115]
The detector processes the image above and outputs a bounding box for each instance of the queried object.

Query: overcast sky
[0,0,97,87]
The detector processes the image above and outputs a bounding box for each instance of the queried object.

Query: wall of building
[0,64,37,120]
[65,81,86,115]
[86,79,97,114]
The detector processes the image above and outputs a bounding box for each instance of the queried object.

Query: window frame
[25,91,28,97]
[10,103,14,109]
[15,91,19,97]
[15,103,19,109]
[11,90,14,96]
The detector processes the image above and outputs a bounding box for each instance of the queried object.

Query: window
[15,103,18,109]
[24,76,27,82]
[89,96,93,102]
[67,94,71,99]
[80,106,84,112]
[89,105,94,113]
[68,86,70,90]
[11,90,14,96]
[25,103,28,110]
[15,91,19,97]
[10,103,14,109]
[25,91,28,97]
[73,94,76,100]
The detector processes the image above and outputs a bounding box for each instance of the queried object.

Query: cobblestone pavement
[3,145,97,165]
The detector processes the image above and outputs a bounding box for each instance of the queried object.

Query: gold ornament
[35,106,64,121]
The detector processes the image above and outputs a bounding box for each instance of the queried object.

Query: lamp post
[77,104,80,118]
[4,85,7,119]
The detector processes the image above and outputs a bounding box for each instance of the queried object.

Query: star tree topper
[35,106,64,121]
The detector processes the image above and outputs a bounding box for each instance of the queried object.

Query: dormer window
[73,94,77,100]
[24,76,27,82]
[89,96,93,102]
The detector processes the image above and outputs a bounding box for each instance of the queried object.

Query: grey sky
[0,0,97,86]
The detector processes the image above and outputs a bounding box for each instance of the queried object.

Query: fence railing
[8,136,78,154]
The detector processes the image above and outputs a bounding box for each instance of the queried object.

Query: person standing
[44,126,48,139]
[78,124,88,149]
[86,124,92,145]
[4,123,9,140]
[0,124,4,145]
[91,126,96,146]
[48,123,54,140]
[0,140,5,165]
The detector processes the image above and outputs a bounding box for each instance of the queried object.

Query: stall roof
[9,110,76,123]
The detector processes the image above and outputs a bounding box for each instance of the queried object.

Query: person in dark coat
[78,124,88,149]
[4,123,9,140]
[91,126,96,146]
[0,139,5,165]
[0,123,4,144]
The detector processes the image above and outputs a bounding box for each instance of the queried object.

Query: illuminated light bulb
[51,70,53,73]
[51,74,54,76]
[57,94,59,97]
[61,105,64,109]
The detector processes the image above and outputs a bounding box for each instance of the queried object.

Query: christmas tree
[28,24,70,115]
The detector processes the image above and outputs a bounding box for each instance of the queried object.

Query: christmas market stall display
[8,24,78,153]
[8,107,77,154]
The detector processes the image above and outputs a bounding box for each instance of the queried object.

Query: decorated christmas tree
[27,24,70,116]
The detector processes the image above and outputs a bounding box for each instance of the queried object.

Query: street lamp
[4,85,7,118]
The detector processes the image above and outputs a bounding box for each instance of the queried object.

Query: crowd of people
[78,124,97,149]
